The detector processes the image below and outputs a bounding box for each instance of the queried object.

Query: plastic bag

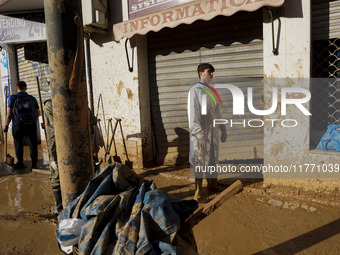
[57,218,86,247]
[316,124,340,151]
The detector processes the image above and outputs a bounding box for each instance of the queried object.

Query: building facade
[1,0,339,194]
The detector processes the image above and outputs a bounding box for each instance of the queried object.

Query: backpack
[13,94,37,124]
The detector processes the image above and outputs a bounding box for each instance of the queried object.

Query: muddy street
[0,143,59,254]
[145,167,340,255]
[0,144,340,254]
[0,163,59,254]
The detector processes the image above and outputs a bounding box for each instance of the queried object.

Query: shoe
[13,163,26,169]
[194,179,204,202]
[207,178,218,191]
[52,205,63,215]
[53,190,63,215]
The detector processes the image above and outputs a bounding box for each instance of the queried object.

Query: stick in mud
[4,87,14,166]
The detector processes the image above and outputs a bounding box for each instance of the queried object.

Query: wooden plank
[32,168,50,175]
[186,180,243,228]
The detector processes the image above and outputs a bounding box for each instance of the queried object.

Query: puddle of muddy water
[0,167,51,214]
[0,143,61,255]
[0,165,60,254]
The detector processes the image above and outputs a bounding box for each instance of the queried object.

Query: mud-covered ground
[0,145,340,255]
[140,167,340,255]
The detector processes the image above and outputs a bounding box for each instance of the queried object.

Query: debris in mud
[309,206,317,213]
[301,204,318,213]
[282,201,299,210]
[255,196,318,213]
[0,210,58,224]
[267,199,283,207]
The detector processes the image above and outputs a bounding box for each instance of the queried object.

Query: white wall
[88,0,152,167]
[263,0,340,192]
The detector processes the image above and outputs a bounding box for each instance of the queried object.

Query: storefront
[113,0,285,165]
[0,11,48,94]
[148,11,264,164]
[0,11,48,141]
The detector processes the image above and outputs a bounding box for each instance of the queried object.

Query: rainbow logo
[197,83,222,115]
[197,82,222,106]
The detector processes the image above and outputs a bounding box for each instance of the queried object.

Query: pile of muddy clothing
[59,163,198,255]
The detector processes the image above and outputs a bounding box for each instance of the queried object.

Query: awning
[113,0,284,42]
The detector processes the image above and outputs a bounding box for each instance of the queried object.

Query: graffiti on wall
[0,43,10,100]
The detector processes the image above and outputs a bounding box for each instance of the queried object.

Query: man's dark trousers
[12,123,38,166]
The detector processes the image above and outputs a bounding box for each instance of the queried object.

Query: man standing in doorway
[3,81,40,169]
[188,63,227,201]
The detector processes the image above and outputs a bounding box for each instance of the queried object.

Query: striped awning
[113,0,284,41]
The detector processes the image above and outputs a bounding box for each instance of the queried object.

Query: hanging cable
[125,38,134,72]
[266,8,282,56]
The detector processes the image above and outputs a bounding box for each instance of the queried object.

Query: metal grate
[311,0,340,148]
[312,39,340,123]
[311,38,340,147]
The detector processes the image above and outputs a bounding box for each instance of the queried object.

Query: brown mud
[142,167,340,255]
[0,145,340,254]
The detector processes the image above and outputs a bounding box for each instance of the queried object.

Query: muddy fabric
[188,83,222,173]
[68,15,84,93]
[44,100,57,162]
[44,99,59,191]
[59,163,198,255]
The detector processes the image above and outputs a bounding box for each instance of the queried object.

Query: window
[311,0,340,148]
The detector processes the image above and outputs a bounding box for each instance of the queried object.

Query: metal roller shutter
[148,10,264,165]
[312,0,340,40]
[16,43,50,107]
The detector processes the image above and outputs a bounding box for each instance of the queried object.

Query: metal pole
[36,76,48,150]
[36,77,46,125]
[84,35,94,112]
[44,0,94,207]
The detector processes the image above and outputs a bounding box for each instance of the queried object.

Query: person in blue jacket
[3,81,40,169]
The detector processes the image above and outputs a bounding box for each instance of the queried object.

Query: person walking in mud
[43,93,98,214]
[188,63,227,201]
[43,98,63,215]
[3,81,40,170]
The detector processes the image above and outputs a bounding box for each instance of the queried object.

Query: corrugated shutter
[148,10,264,165]
[16,43,50,106]
[312,0,340,40]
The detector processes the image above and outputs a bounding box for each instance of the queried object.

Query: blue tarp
[59,163,198,255]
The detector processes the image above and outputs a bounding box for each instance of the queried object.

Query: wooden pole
[36,77,47,139]
[186,180,243,228]
[44,0,94,207]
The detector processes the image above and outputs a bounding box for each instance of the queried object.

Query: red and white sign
[114,0,284,41]
[129,0,196,19]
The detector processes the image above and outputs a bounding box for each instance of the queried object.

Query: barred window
[311,0,340,148]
